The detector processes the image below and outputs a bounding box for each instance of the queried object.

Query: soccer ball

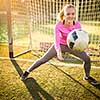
[67,29,89,52]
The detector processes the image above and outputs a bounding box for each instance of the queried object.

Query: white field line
[0,57,100,68]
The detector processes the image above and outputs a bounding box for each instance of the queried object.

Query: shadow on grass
[11,59,54,100]
[23,78,54,100]
[50,63,100,99]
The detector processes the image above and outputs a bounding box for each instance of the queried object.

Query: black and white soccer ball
[67,29,89,52]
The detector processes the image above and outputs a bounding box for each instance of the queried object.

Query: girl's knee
[84,56,91,63]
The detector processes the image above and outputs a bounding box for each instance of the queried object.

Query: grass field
[0,57,100,100]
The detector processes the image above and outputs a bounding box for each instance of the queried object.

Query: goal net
[4,0,100,61]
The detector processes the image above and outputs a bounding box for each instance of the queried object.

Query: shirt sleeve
[54,23,61,51]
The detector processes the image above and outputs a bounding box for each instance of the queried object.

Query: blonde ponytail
[57,9,64,22]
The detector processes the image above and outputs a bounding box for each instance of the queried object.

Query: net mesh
[27,0,100,61]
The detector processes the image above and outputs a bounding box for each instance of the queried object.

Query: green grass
[0,58,100,100]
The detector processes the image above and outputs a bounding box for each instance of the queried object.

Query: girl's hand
[56,49,64,61]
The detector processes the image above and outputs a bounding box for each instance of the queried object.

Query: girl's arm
[54,24,64,61]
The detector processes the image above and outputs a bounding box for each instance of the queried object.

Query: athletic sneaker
[21,71,29,81]
[84,76,99,85]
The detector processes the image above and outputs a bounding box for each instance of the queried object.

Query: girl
[21,4,98,85]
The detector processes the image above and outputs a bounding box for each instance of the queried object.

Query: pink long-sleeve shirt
[54,21,81,50]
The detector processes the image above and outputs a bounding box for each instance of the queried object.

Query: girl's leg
[72,52,91,77]
[60,45,91,77]
[27,44,57,72]
[21,44,57,80]
[60,44,98,85]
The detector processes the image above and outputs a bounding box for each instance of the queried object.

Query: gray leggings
[28,44,91,77]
